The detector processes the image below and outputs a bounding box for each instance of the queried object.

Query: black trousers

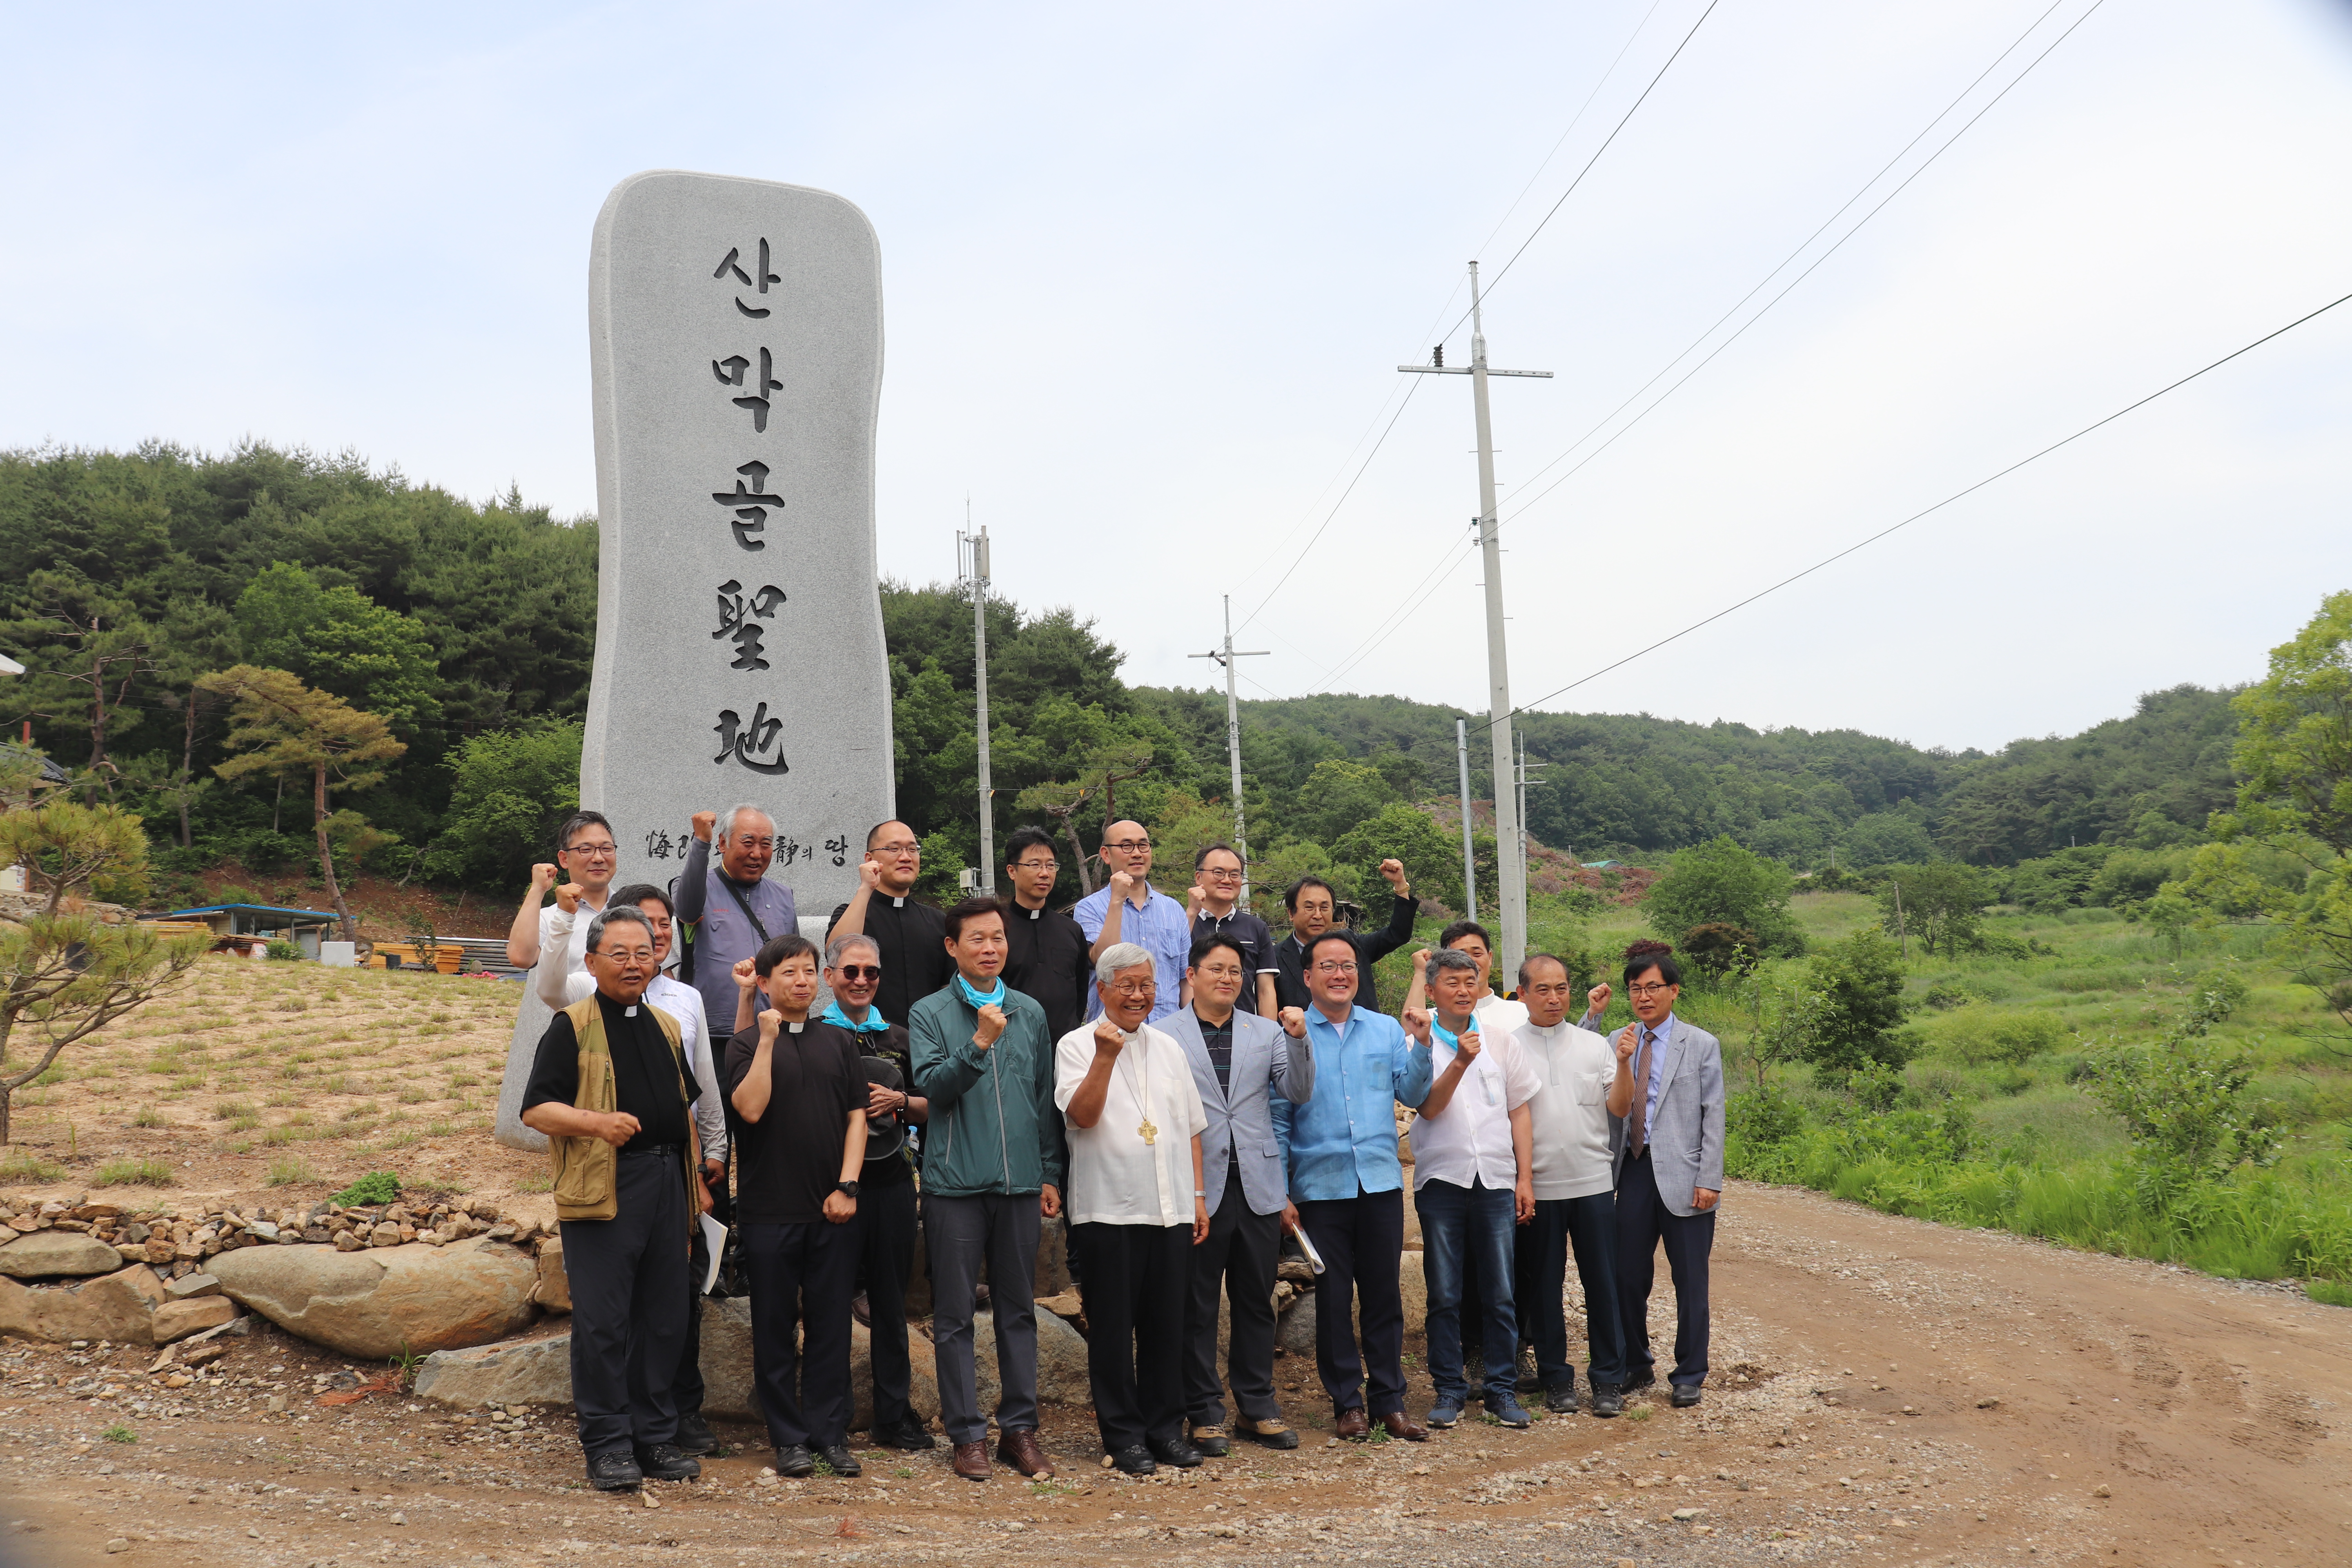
[1072,1220,1191,1452]
[1295,1185,1406,1414]
[1515,1191,1628,1391]
[1184,1162,1283,1428]
[741,1218,857,1449]
[856,1179,918,1433]
[561,1150,689,1456]
[1615,1149,1715,1388]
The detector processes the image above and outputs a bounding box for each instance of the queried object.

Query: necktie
[1628,1027,1658,1157]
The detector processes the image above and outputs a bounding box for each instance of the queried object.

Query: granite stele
[496,170,895,1151]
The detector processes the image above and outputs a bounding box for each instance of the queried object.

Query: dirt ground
[0,1178,2344,1568]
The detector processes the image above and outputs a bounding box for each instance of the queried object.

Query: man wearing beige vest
[521,906,710,1492]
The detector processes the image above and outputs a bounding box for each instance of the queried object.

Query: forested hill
[0,442,2239,908]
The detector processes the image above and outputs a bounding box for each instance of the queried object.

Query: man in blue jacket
[1270,931,1434,1443]
[907,897,1066,1483]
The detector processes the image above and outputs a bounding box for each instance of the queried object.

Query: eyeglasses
[1106,980,1156,997]
[1312,960,1358,975]
[1200,868,1243,882]
[1011,858,1058,872]
[1105,839,1152,852]
[873,842,921,857]
[1628,982,1675,996]
[565,842,619,860]
[832,965,882,982]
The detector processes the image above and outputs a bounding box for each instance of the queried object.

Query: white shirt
[1473,991,1529,1038]
[1514,1018,1617,1200]
[536,907,725,1163]
[1407,1021,1539,1192]
[1054,1022,1207,1227]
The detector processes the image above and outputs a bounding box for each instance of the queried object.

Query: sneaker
[1543,1384,1579,1415]
[1588,1382,1625,1418]
[634,1443,699,1481]
[673,1412,717,1455]
[1488,1394,1534,1428]
[1515,1344,1540,1393]
[1425,1397,1466,1429]
[1236,1416,1300,1450]
[817,1443,862,1476]
[586,1449,642,1492]
[774,1443,815,1478]
[1188,1424,1232,1458]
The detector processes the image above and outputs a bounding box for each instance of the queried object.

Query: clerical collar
[624,1005,637,1016]
[785,1019,805,1034]
[1025,906,1041,920]
[889,895,906,907]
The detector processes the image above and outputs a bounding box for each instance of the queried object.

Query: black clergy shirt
[522,991,698,1155]
[1002,901,1091,1044]
[722,1019,866,1225]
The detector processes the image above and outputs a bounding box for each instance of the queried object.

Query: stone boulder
[1271,1252,1429,1364]
[414,1334,575,1409]
[0,1264,167,1343]
[212,1238,536,1358]
[532,1239,570,1314]
[699,1296,939,1432]
[0,1231,123,1279]
[968,1306,1090,1410]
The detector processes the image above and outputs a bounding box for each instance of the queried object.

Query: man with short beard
[908,898,1065,1483]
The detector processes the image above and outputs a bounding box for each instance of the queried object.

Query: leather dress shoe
[634,1443,700,1481]
[1334,1407,1371,1441]
[951,1441,991,1481]
[1188,1424,1232,1457]
[1671,1383,1703,1408]
[877,1415,937,1451]
[1238,1416,1299,1450]
[1109,1444,1157,1476]
[997,1427,1054,1478]
[1149,1436,1204,1469]
[773,1443,815,1477]
[818,1443,862,1476]
[586,1449,642,1491]
[673,1412,717,1455]
[1372,1409,1428,1441]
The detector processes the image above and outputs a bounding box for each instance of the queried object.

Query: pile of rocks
[1,1195,546,1278]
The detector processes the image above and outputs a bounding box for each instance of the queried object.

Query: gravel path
[2,1180,2343,1567]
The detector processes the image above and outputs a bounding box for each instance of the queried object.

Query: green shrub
[332,1170,401,1207]
[264,940,304,961]
[1941,1007,2069,1066]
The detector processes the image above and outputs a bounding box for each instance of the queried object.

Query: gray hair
[826,933,881,967]
[1426,947,1481,981]
[718,803,773,841]
[1094,941,1155,987]
[585,905,653,953]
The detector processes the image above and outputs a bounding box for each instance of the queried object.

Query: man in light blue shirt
[1073,820,1191,1024]
[1270,933,1434,1443]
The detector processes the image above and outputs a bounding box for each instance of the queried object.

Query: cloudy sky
[5,1,2348,753]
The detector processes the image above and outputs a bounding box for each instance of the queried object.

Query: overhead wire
[1482,287,2352,730]
[1300,0,2102,697]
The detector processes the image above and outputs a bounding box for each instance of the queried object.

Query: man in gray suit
[1162,932,1316,1454]
[1607,939,1724,1408]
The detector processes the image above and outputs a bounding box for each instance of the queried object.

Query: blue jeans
[1416,1177,1518,1405]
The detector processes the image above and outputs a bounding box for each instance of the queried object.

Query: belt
[620,1142,686,1159]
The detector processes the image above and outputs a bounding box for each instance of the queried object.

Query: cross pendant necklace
[1120,1031,1157,1145]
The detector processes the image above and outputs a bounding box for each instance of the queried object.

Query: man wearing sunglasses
[1000,828,1090,1044]
[828,819,953,1028]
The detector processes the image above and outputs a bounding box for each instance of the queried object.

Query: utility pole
[1189,596,1269,902]
[1401,261,1551,981]
[958,509,995,893]
[1455,717,1477,923]
[1516,733,1548,909]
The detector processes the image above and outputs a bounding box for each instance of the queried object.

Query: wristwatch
[835,1181,860,1198]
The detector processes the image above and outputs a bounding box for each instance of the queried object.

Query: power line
[1234,377,1424,632]
[1499,0,2105,524]
[1298,0,2103,697]
[1486,287,2352,730]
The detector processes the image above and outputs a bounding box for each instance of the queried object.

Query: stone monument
[496,171,896,1151]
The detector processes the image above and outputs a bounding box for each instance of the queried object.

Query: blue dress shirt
[1270,1005,1434,1201]
[1073,883,1191,1023]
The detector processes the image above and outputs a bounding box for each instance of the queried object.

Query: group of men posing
[509,806,1724,1493]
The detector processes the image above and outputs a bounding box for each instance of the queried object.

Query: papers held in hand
[1293,1224,1327,1276]
[700,1212,727,1296]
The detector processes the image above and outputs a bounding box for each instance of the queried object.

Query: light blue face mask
[955,973,1007,1010]
[820,1000,890,1034]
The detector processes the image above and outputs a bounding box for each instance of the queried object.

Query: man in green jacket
[909,897,1066,1483]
